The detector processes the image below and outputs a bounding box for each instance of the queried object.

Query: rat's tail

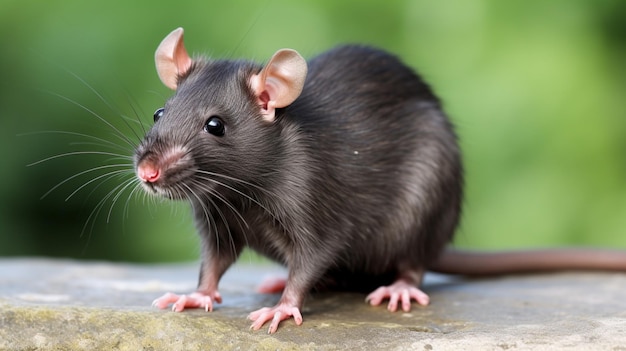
[429,248,626,276]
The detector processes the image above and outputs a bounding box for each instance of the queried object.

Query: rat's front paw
[152,291,222,312]
[366,279,429,312]
[248,303,303,334]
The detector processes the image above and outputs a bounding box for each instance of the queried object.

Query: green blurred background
[1,0,625,263]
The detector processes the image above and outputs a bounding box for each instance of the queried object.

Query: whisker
[44,91,137,149]
[30,70,155,255]
[64,70,145,148]
[194,174,263,210]
[184,184,220,254]
[195,169,272,196]
[28,151,132,167]
[18,130,132,154]
[66,168,134,202]
[39,163,132,200]
[107,175,142,223]
[81,176,133,238]
[110,132,139,151]
[63,69,119,114]
[67,141,127,153]
[190,180,251,260]
[117,114,144,145]
[121,88,148,138]
[197,185,236,256]
[194,173,281,228]
[230,0,271,57]
[146,89,169,102]
[123,181,143,220]
[189,179,249,231]
[81,165,134,206]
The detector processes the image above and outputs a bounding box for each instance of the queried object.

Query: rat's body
[136,28,626,333]
[237,44,462,292]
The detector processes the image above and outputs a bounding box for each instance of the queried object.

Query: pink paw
[365,280,429,312]
[248,303,303,334]
[152,291,222,312]
[256,276,287,294]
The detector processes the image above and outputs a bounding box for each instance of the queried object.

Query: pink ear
[249,49,307,122]
[155,27,193,90]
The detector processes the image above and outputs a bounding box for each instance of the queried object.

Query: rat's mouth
[139,181,186,200]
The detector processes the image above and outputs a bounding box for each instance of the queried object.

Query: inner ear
[258,91,271,110]
[250,49,308,122]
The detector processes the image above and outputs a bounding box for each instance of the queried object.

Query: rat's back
[280,45,463,279]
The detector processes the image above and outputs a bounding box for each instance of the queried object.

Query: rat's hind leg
[365,269,429,312]
[256,275,287,294]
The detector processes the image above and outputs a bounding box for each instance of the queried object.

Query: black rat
[135,28,626,333]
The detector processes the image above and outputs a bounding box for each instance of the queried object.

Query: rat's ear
[249,49,307,122]
[155,27,192,90]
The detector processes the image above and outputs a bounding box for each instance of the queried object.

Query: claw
[366,279,429,312]
[248,304,303,334]
[152,291,221,312]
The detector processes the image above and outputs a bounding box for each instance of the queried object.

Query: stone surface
[1,258,626,350]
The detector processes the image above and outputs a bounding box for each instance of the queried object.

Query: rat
[135,27,626,334]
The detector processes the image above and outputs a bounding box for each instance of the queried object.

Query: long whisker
[28,151,132,167]
[194,174,267,213]
[44,91,137,149]
[123,181,143,220]
[63,70,146,147]
[69,141,127,151]
[190,179,249,231]
[229,0,271,57]
[82,165,134,205]
[110,133,139,151]
[31,70,155,252]
[66,168,134,201]
[191,180,251,259]
[117,114,144,145]
[39,163,132,200]
[81,176,134,238]
[190,183,236,257]
[121,88,148,138]
[63,69,119,114]
[194,169,272,196]
[194,173,282,230]
[107,174,143,223]
[18,130,132,154]
[184,184,220,254]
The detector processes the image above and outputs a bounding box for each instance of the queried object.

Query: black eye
[204,116,225,136]
[153,108,164,122]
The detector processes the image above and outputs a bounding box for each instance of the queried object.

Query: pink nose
[137,162,160,183]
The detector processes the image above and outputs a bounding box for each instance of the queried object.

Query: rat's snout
[134,144,189,191]
[137,161,161,183]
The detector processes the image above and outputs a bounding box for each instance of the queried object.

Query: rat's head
[135,28,307,200]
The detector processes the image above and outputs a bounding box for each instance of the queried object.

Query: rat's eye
[153,108,164,123]
[204,116,225,136]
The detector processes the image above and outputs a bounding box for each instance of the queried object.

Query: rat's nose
[137,162,161,183]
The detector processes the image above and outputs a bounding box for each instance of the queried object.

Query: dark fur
[135,45,463,295]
